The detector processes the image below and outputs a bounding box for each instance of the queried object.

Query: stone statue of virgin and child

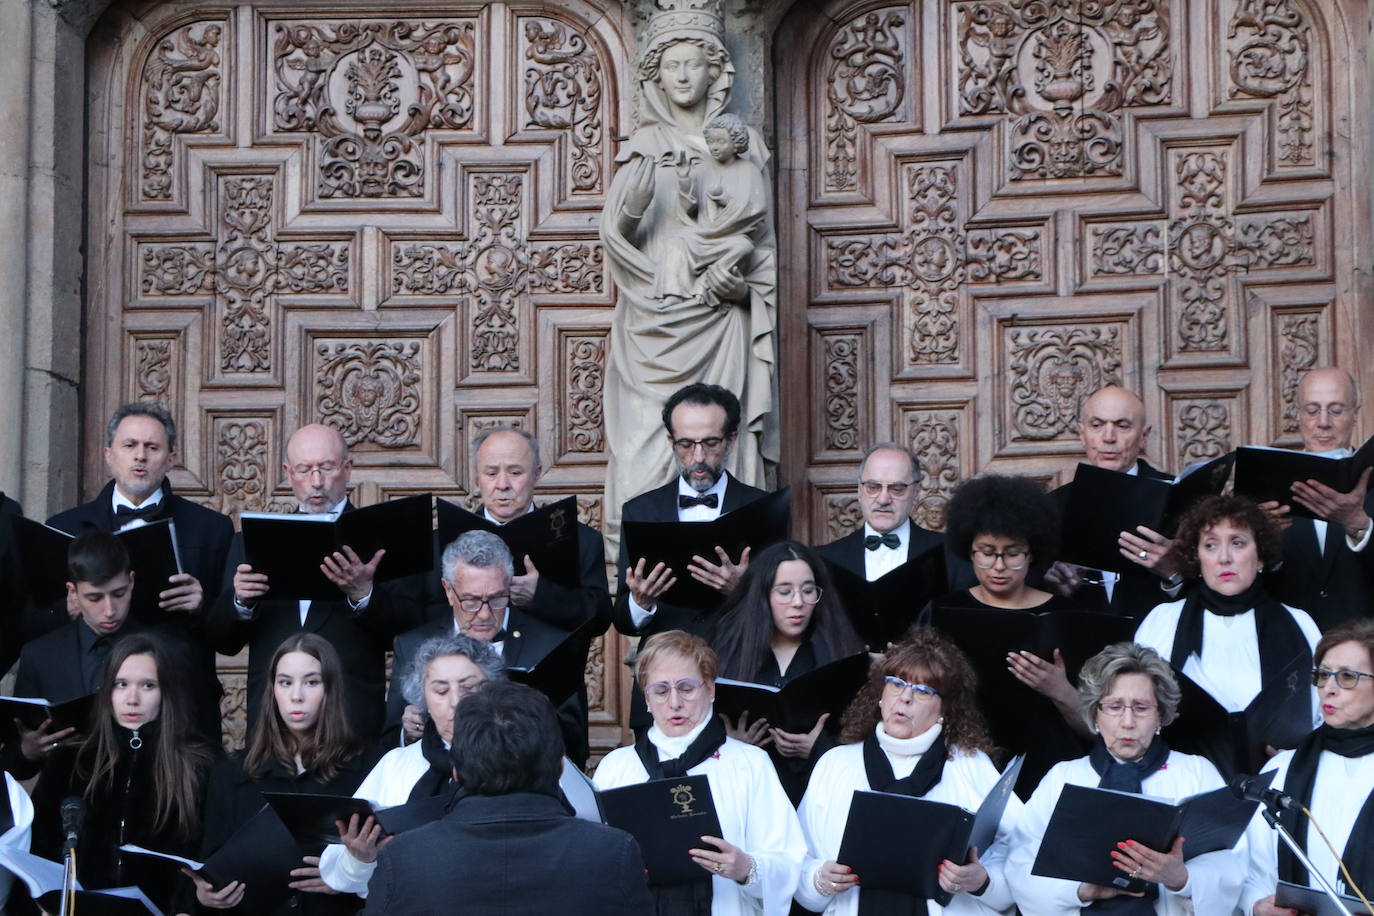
[601,1,778,538]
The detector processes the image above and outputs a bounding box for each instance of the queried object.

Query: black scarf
[1278,723,1374,894]
[1169,583,1310,685]
[857,728,949,916]
[407,719,454,802]
[1085,738,1170,914]
[634,717,728,916]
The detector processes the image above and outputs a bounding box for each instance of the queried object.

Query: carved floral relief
[1226,0,1314,168]
[315,340,424,449]
[564,334,608,455]
[1006,324,1123,441]
[139,20,225,202]
[521,18,606,195]
[822,8,910,192]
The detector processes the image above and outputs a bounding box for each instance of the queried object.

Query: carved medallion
[1006,325,1123,441]
[315,340,423,448]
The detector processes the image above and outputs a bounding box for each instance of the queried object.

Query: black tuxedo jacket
[1268,490,1374,631]
[816,525,977,590]
[526,520,612,633]
[362,792,653,915]
[44,480,233,739]
[207,511,426,742]
[611,472,768,640]
[382,608,586,762]
[1048,458,1174,617]
[0,492,24,674]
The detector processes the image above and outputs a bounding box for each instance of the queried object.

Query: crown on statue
[644,0,725,48]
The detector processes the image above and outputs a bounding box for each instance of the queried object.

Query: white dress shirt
[863,519,912,581]
[111,485,165,531]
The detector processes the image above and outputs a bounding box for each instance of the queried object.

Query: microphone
[59,796,85,855]
[1229,773,1298,812]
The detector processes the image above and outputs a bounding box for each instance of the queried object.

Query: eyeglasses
[644,678,705,703]
[1312,667,1374,689]
[671,437,726,454]
[1098,701,1158,717]
[289,461,340,479]
[860,480,912,498]
[455,593,510,614]
[883,676,940,700]
[1300,403,1352,419]
[970,547,1030,570]
[771,585,822,604]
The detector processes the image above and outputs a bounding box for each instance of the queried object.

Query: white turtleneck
[875,720,943,779]
[646,707,714,762]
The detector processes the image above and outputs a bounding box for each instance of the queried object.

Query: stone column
[0,0,34,500]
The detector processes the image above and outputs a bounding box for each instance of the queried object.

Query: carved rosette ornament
[315,340,423,449]
[139,21,224,201]
[522,18,606,194]
[1278,313,1319,434]
[1227,0,1314,167]
[826,164,1043,368]
[1175,400,1232,465]
[1007,325,1123,440]
[823,9,908,192]
[956,0,1171,179]
[906,410,961,531]
[271,19,477,199]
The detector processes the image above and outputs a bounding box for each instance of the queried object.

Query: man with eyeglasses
[44,402,232,740]
[612,383,767,642]
[209,424,423,739]
[1262,366,1374,630]
[385,530,576,754]
[1044,386,1182,617]
[816,442,971,590]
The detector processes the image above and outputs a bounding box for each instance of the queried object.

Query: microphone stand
[1260,805,1356,916]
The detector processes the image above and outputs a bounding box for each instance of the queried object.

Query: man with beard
[611,383,766,642]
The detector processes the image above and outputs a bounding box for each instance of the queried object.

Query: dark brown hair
[82,633,216,837]
[244,633,362,783]
[838,629,995,755]
[712,541,864,681]
[1167,494,1283,580]
[1315,617,1374,671]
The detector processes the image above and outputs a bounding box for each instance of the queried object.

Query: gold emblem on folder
[671,783,696,815]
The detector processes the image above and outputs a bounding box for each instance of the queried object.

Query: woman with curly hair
[712,541,866,803]
[794,630,1021,914]
[1134,494,1321,719]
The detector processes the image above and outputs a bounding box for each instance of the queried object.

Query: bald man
[1262,367,1374,630]
[208,424,424,738]
[1043,386,1183,617]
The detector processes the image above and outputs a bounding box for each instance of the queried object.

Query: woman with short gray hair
[319,634,504,898]
[1005,642,1243,915]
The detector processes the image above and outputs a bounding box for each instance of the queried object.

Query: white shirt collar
[647,706,715,761]
[112,484,164,512]
[482,503,535,525]
[452,608,512,642]
[677,472,729,503]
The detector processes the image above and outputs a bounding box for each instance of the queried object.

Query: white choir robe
[0,774,34,908]
[319,740,431,897]
[1133,599,1322,716]
[593,735,806,915]
[1004,751,1245,916]
[793,743,1021,915]
[1240,747,1374,915]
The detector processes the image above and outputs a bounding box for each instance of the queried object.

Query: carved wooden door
[776,0,1370,541]
[85,1,630,753]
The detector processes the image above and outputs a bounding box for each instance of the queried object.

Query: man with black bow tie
[611,383,767,642]
[209,424,422,740]
[816,442,970,589]
[45,403,232,739]
[385,531,574,756]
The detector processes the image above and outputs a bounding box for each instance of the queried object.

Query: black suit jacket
[525,520,612,632]
[816,524,977,590]
[382,609,588,762]
[1268,491,1374,631]
[361,792,653,915]
[45,480,233,739]
[1048,458,1175,617]
[207,516,426,742]
[612,472,768,639]
[0,492,24,674]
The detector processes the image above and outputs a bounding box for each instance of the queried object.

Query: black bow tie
[864,532,901,551]
[114,501,163,524]
[678,493,719,509]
